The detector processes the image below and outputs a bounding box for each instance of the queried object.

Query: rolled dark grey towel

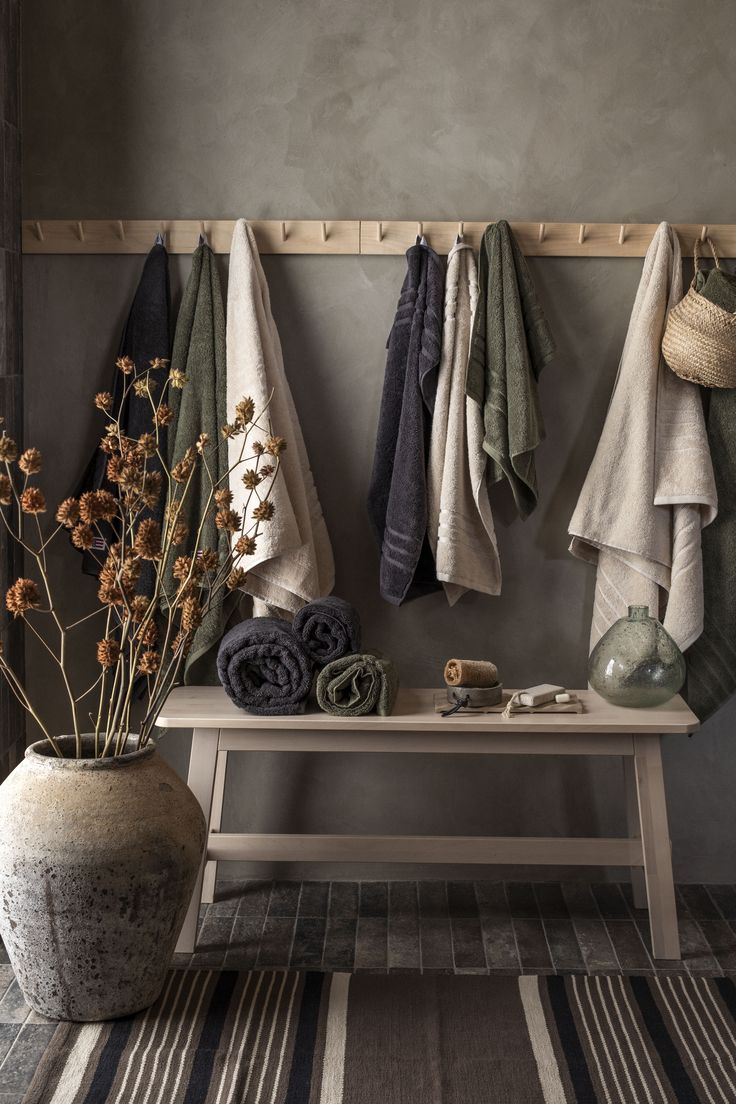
[216,617,313,715]
[316,652,399,717]
[293,596,362,665]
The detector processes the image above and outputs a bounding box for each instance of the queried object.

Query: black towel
[293,596,361,665]
[74,242,171,588]
[684,266,736,721]
[367,240,444,605]
[216,617,313,715]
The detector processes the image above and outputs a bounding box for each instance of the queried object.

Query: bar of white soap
[518,683,565,707]
[555,693,571,703]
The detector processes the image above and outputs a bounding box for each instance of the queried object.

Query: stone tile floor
[1,880,736,1101]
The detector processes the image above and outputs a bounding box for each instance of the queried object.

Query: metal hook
[377,221,383,243]
[281,221,287,243]
[578,223,586,245]
[76,220,85,243]
[700,224,708,243]
[116,220,125,241]
[321,221,328,243]
[34,221,44,242]
[538,223,545,244]
[618,223,626,246]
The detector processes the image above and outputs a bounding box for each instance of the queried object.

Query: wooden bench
[156,687,699,958]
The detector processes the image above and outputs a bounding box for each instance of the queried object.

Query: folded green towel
[316,652,399,716]
[466,220,555,518]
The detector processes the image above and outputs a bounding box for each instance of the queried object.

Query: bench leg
[623,755,648,909]
[176,727,219,955]
[634,734,680,960]
[201,750,227,904]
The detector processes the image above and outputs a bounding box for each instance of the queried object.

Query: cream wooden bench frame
[156,687,699,959]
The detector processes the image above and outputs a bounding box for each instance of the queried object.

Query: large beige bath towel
[427,241,501,604]
[226,220,334,615]
[569,222,717,652]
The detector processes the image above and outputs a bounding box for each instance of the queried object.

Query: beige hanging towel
[569,222,717,653]
[226,219,334,615]
[427,240,501,604]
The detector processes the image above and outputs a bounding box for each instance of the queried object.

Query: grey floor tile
[506,883,539,918]
[298,882,329,917]
[171,953,192,969]
[451,918,486,969]
[561,883,601,920]
[0,1093,26,1103]
[419,916,454,971]
[237,880,273,918]
[697,920,736,972]
[480,915,519,971]
[355,917,387,969]
[0,1027,20,1066]
[534,883,569,920]
[633,921,688,974]
[605,920,653,974]
[544,919,585,973]
[389,882,419,916]
[322,917,357,970]
[619,882,650,920]
[677,884,722,921]
[513,918,553,972]
[0,973,14,1003]
[704,884,736,922]
[359,882,388,918]
[268,881,301,916]
[474,882,508,919]
[678,918,722,976]
[0,982,29,1026]
[225,914,265,970]
[255,916,296,969]
[592,883,630,919]
[446,882,478,919]
[196,909,235,953]
[418,881,448,918]
[388,916,420,970]
[573,919,620,973]
[329,882,359,919]
[290,916,327,968]
[0,1024,56,1094]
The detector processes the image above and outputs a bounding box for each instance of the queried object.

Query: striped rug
[23,970,736,1103]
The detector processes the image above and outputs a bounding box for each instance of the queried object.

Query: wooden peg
[200,220,206,240]
[377,221,383,242]
[538,223,545,243]
[578,223,586,245]
[76,221,85,243]
[281,221,287,242]
[457,221,464,238]
[116,220,125,241]
[417,221,423,238]
[34,221,44,242]
[618,223,626,245]
[700,224,708,242]
[321,221,328,243]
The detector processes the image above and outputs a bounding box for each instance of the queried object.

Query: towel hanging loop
[618,223,626,246]
[578,223,586,245]
[538,223,545,244]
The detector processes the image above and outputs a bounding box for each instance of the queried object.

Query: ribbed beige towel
[569,222,717,652]
[427,241,501,605]
[226,220,335,615]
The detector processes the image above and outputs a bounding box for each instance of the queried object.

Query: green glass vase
[588,605,686,708]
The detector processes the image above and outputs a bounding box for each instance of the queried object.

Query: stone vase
[0,736,206,1021]
[588,604,686,708]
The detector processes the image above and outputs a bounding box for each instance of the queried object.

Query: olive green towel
[684,266,736,721]
[316,652,398,716]
[466,220,555,518]
[165,244,233,684]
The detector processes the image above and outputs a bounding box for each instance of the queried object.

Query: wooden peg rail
[20,219,736,258]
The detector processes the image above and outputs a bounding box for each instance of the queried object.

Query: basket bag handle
[692,235,720,288]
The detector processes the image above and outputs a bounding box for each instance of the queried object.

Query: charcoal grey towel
[316,652,399,716]
[466,221,555,518]
[75,241,171,583]
[684,265,736,721]
[216,617,313,715]
[293,596,361,665]
[367,240,444,604]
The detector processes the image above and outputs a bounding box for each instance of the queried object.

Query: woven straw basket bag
[662,236,736,388]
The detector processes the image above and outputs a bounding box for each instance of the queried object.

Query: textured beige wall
[20,0,736,880]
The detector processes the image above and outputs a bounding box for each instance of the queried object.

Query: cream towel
[569,222,717,652]
[226,220,334,615]
[427,241,501,604]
